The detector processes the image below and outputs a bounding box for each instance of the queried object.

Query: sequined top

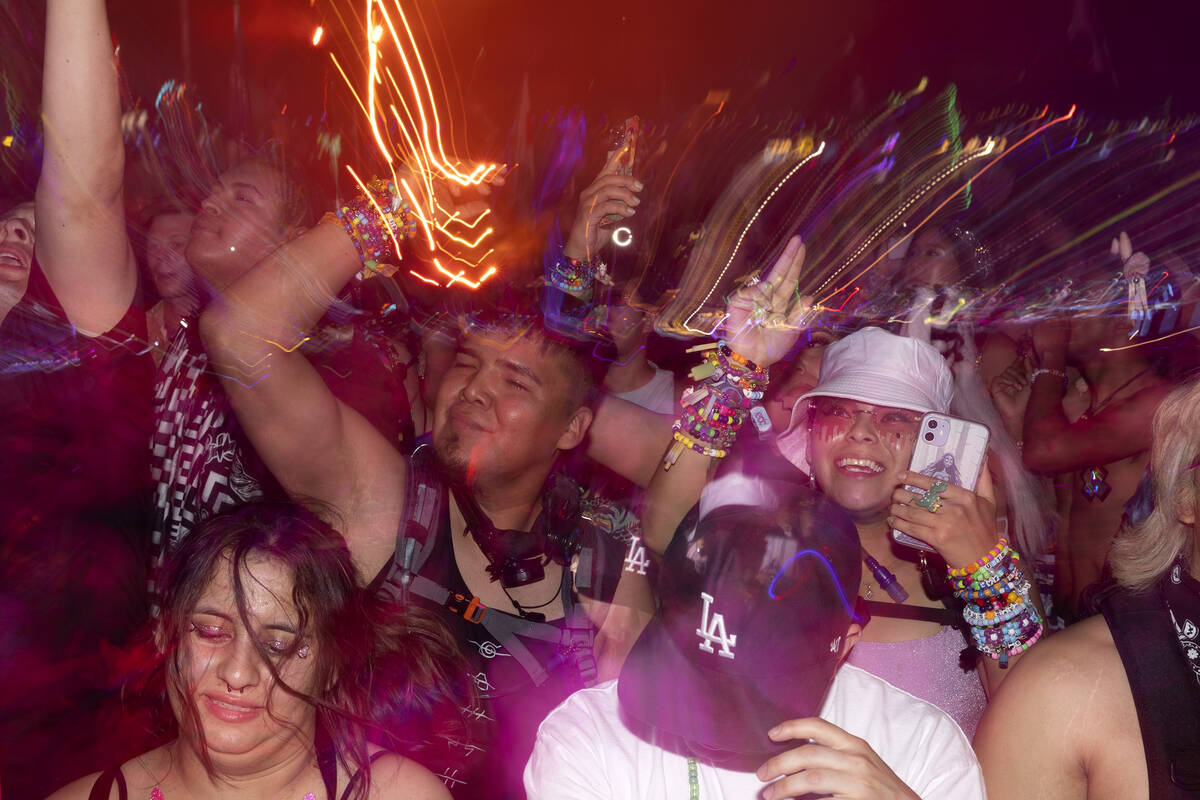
[846,625,987,740]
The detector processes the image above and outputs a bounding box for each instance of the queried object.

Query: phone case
[601,116,640,225]
[891,412,990,552]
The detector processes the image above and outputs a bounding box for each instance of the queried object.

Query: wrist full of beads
[336,177,418,279]
[663,341,771,471]
[949,539,1044,668]
[548,251,609,300]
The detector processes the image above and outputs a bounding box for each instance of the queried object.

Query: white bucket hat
[775,327,954,475]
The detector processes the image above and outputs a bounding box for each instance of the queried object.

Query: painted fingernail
[631,196,641,205]
[634,180,644,190]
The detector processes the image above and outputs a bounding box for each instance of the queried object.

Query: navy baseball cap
[617,489,862,763]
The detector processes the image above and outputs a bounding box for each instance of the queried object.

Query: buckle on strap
[445,591,488,624]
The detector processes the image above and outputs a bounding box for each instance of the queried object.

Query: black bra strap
[87,767,129,800]
[864,598,959,626]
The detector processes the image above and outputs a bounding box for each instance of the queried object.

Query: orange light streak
[338,0,505,290]
[409,270,441,287]
[436,225,493,249]
[434,259,497,289]
[442,247,495,269]
[436,205,492,229]
[372,0,498,186]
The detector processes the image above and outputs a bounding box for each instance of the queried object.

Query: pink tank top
[846,625,987,739]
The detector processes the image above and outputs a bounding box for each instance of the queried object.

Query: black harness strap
[377,445,599,689]
[1101,587,1200,798]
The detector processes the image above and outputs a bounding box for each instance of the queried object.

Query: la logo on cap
[696,592,737,659]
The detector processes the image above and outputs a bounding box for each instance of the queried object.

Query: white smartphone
[892,412,991,552]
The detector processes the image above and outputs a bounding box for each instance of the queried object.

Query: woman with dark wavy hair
[47,502,452,800]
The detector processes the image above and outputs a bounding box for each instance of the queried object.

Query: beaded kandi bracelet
[336,177,418,278]
[950,539,1044,668]
[662,341,771,471]
[548,251,609,299]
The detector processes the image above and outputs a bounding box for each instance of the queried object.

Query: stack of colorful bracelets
[948,538,1044,668]
[547,251,608,299]
[336,177,418,278]
[663,340,771,470]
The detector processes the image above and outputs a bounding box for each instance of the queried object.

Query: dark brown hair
[159,501,473,798]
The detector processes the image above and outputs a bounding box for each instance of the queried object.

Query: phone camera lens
[928,420,938,429]
[924,432,935,442]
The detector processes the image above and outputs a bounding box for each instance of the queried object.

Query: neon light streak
[682,141,826,333]
[816,106,1077,307]
[409,270,441,287]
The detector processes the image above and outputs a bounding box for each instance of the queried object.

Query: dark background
[4,0,1200,195]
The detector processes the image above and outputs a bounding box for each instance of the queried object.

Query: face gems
[1080,465,1112,502]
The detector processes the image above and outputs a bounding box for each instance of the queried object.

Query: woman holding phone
[639,238,1044,740]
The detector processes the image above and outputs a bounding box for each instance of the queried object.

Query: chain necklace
[1080,366,1155,421]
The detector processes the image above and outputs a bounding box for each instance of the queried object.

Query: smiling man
[200,212,654,797]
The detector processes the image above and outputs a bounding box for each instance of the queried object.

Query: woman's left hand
[887,465,998,569]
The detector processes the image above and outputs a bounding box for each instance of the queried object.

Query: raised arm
[200,215,406,582]
[641,237,810,554]
[36,0,137,335]
[585,395,673,487]
[1020,319,1168,474]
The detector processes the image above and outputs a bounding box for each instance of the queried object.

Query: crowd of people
[2,2,1200,799]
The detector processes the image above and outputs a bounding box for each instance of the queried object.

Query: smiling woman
[45,502,452,800]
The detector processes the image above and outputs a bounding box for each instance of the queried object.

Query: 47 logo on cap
[696,592,737,659]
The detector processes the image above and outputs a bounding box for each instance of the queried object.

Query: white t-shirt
[524,663,986,800]
[610,366,677,415]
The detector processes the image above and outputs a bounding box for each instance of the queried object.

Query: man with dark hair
[525,496,985,799]
[201,206,653,797]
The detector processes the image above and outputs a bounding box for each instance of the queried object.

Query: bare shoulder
[44,771,105,800]
[985,614,1127,724]
[367,751,452,800]
[43,750,163,800]
[976,615,1146,800]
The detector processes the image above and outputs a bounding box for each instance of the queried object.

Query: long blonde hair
[1110,378,1200,591]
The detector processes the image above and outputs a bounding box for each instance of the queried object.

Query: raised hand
[563,154,642,263]
[990,356,1033,423]
[723,235,811,368]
